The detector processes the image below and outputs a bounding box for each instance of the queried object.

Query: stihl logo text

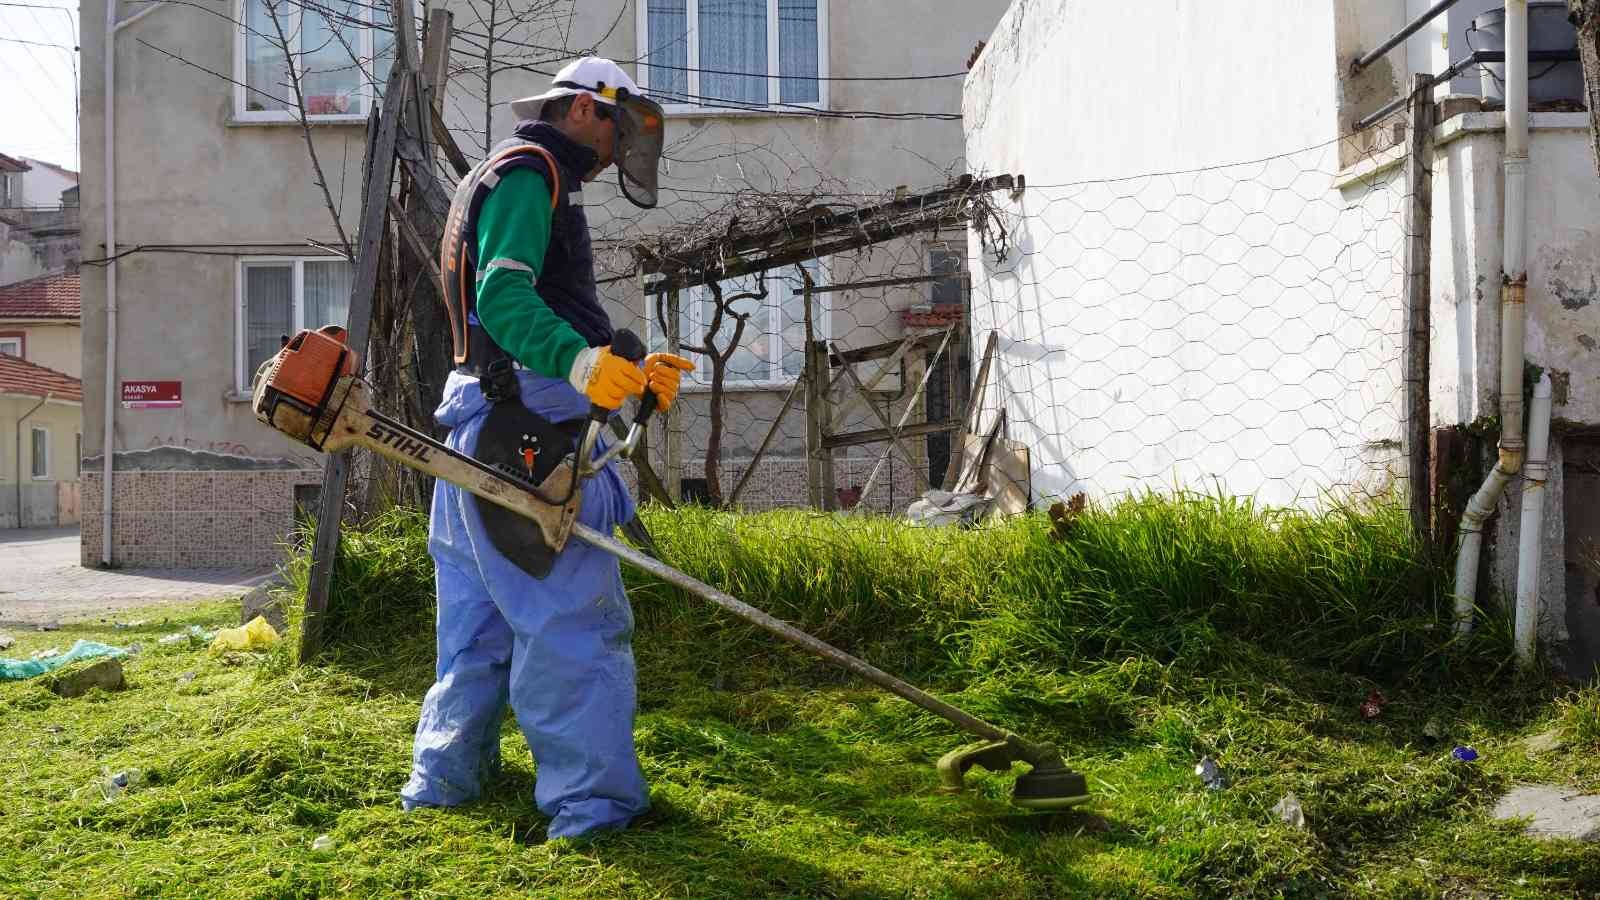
[365,420,433,462]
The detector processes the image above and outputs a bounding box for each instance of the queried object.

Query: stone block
[49,658,126,698]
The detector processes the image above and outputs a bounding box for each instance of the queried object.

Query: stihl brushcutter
[253,325,1089,811]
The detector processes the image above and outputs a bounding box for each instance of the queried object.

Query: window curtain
[646,0,689,100]
[699,0,767,104]
[245,265,294,379]
[304,260,354,329]
[778,0,818,104]
[244,0,294,112]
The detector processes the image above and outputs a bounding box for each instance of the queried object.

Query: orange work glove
[567,345,647,410]
[643,352,695,411]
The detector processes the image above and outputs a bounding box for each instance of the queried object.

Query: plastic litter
[209,616,281,654]
[1452,745,1480,762]
[1272,791,1307,829]
[1195,755,1229,790]
[113,620,148,630]
[33,648,60,660]
[0,633,13,650]
[1359,689,1387,720]
[126,642,144,656]
[1,640,127,681]
[97,768,144,802]
[157,625,216,647]
[37,622,60,632]
[177,671,197,685]
[311,834,336,854]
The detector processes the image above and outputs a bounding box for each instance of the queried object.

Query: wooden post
[1402,73,1435,545]
[941,331,998,489]
[664,289,683,502]
[299,67,410,663]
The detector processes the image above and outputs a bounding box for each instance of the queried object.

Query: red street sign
[121,380,182,409]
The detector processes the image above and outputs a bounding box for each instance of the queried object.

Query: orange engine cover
[269,326,358,409]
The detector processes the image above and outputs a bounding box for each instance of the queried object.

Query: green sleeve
[474,167,588,380]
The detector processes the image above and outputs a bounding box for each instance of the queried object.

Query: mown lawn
[4,496,1600,898]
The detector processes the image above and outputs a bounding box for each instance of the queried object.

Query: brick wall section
[81,469,321,568]
[619,452,930,513]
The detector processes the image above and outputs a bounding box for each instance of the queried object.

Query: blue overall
[400,369,649,839]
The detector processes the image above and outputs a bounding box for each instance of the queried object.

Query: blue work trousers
[401,370,648,839]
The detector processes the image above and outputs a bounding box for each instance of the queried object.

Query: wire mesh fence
[113,0,1424,523]
[590,124,1417,517]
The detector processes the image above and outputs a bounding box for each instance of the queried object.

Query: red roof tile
[0,353,82,403]
[0,272,80,320]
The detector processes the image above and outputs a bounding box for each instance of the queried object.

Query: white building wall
[963,0,1409,506]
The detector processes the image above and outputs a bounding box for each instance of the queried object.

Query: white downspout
[1454,0,1531,633]
[101,0,168,566]
[101,0,117,566]
[1514,372,1553,666]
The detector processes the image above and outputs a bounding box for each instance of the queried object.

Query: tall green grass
[302,491,1513,689]
[8,494,1590,898]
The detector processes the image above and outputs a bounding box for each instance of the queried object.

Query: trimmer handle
[587,328,654,423]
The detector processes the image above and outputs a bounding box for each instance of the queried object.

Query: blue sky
[1,0,80,174]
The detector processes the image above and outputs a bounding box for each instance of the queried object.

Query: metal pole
[572,521,1010,744]
[1351,0,1462,74]
[16,393,50,528]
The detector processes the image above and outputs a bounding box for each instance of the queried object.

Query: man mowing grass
[401,58,690,840]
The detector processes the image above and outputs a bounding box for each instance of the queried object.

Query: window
[638,0,826,111]
[237,258,353,391]
[929,247,967,307]
[0,336,20,358]
[30,427,49,479]
[235,0,396,121]
[651,260,824,387]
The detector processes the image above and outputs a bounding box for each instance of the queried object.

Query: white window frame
[234,256,351,392]
[0,337,20,358]
[647,258,830,390]
[30,426,50,480]
[635,0,829,114]
[232,0,394,123]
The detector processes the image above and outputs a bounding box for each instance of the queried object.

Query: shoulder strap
[480,142,562,211]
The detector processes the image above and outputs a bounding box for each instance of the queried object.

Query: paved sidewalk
[0,527,273,626]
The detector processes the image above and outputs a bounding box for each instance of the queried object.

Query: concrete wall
[18,159,76,209]
[76,0,1007,560]
[962,0,1411,507]
[1426,109,1600,669]
[0,321,81,377]
[1430,112,1600,428]
[0,395,81,528]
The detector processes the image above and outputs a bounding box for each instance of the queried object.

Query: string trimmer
[253,325,1089,810]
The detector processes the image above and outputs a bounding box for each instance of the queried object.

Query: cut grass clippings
[4,493,1600,897]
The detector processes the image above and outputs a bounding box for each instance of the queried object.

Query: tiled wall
[80,469,321,568]
[619,452,928,514]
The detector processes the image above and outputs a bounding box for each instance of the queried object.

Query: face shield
[610,89,664,209]
[560,80,665,209]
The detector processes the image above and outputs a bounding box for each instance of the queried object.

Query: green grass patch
[4,493,1599,897]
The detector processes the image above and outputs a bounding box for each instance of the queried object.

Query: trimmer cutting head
[937,736,1090,810]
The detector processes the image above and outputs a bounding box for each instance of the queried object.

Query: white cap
[509,57,642,121]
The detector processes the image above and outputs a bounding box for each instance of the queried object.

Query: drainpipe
[101,0,168,565]
[1514,372,1553,666]
[16,393,51,528]
[1454,0,1531,633]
